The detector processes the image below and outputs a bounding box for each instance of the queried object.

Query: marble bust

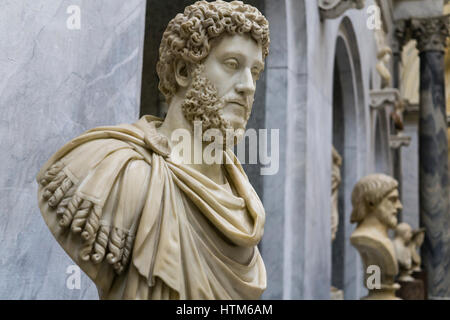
[36,0,269,300]
[350,174,403,300]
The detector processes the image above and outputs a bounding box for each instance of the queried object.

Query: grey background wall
[0,0,146,299]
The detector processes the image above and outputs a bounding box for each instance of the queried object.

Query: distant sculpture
[393,223,414,282]
[36,0,269,300]
[331,146,342,241]
[376,47,393,89]
[393,223,425,282]
[409,228,425,273]
[330,146,343,299]
[350,174,403,300]
[374,20,393,89]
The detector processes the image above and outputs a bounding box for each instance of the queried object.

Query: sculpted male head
[350,174,402,229]
[157,1,270,139]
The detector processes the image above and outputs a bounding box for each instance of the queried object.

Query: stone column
[410,15,450,299]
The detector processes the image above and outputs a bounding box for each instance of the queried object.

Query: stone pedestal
[396,280,425,300]
[361,284,401,300]
[413,270,428,300]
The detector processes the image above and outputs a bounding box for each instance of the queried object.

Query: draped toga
[36,115,266,299]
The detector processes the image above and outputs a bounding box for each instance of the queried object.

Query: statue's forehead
[386,188,399,198]
[209,33,264,64]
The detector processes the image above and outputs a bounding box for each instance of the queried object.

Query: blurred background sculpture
[394,223,426,282]
[376,47,393,89]
[374,20,393,89]
[393,223,414,282]
[409,228,425,273]
[36,0,269,300]
[330,146,343,299]
[331,146,342,242]
[350,174,403,300]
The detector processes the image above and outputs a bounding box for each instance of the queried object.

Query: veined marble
[419,50,450,298]
[0,0,145,299]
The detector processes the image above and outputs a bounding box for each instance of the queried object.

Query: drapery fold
[37,115,266,299]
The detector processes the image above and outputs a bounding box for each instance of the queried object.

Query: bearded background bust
[349,174,403,300]
[36,0,269,300]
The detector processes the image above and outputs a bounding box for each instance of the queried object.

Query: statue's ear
[174,59,191,88]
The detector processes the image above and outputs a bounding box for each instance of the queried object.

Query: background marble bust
[350,174,403,300]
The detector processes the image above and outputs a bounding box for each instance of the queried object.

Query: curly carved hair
[350,174,398,224]
[157,0,270,103]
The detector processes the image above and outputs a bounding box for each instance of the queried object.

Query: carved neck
[158,95,192,142]
[356,214,390,238]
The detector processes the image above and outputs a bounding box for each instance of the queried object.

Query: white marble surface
[0,0,145,299]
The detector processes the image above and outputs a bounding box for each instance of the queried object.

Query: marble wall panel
[401,115,420,229]
[260,0,288,300]
[0,0,146,299]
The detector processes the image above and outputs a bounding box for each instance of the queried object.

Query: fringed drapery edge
[39,161,135,275]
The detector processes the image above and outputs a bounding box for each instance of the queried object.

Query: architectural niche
[318,0,365,19]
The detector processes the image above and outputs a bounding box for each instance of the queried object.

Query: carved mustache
[225,98,249,109]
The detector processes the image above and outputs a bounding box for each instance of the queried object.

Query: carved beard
[377,208,398,229]
[181,65,250,145]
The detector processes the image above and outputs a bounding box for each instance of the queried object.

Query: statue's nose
[235,68,255,97]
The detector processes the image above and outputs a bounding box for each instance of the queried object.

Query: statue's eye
[224,58,239,70]
[252,68,261,80]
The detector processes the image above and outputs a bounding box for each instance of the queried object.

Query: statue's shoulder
[36,120,156,289]
[350,228,394,254]
[37,120,154,183]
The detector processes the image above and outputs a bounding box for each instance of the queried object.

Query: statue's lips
[226,102,247,121]
[226,99,247,108]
